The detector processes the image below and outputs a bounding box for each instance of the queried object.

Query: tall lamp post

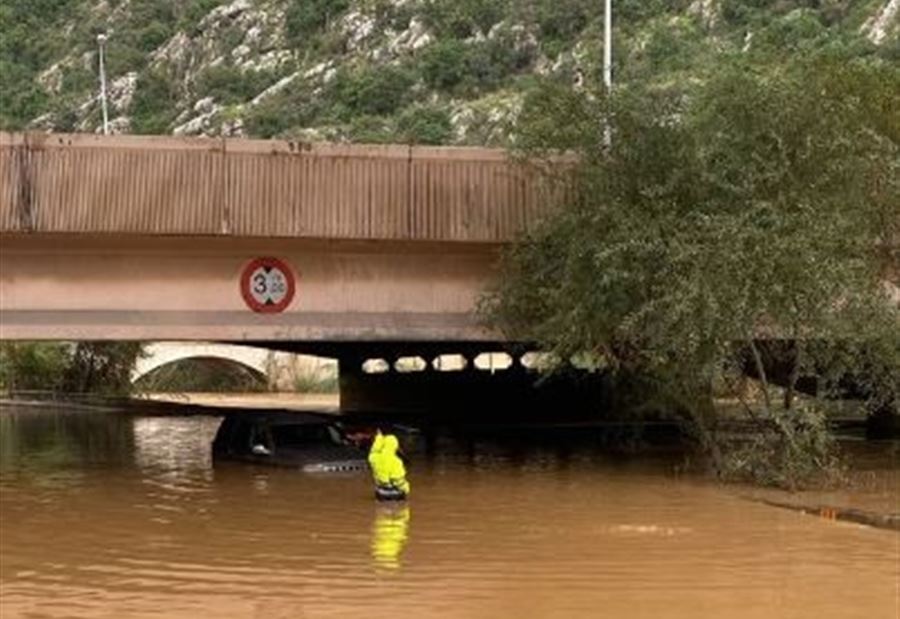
[602,0,613,147]
[603,0,612,92]
[97,33,109,135]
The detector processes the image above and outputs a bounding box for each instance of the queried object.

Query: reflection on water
[372,505,411,570]
[0,406,897,619]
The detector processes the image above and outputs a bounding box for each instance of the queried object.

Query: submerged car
[212,412,369,473]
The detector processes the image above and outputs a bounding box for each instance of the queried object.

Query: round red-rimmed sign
[240,257,296,313]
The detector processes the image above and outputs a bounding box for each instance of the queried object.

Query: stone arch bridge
[133,342,336,391]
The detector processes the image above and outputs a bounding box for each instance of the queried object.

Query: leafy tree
[0,343,70,391]
[485,58,899,487]
[0,341,144,396]
[61,342,145,395]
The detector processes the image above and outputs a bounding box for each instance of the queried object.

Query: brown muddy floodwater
[0,407,897,619]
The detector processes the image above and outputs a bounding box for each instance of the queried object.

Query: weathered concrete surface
[0,234,499,341]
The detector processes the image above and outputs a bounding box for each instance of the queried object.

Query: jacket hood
[369,432,400,457]
[382,434,399,455]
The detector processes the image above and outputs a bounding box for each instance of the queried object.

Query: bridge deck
[0,132,565,243]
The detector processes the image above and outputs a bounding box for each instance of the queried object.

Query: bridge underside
[0,233,500,342]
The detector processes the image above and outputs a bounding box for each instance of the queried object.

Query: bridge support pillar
[338,353,613,421]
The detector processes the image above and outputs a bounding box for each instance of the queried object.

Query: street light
[97,33,109,135]
[602,0,613,147]
[603,0,612,92]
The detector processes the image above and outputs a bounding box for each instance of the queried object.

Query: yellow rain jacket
[368,433,410,495]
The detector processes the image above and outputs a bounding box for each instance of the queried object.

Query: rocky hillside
[1,0,897,145]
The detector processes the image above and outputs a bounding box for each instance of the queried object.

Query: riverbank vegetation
[2,343,340,397]
[484,56,899,490]
[291,365,339,394]
[0,342,144,396]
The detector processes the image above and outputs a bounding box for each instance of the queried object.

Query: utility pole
[97,33,109,135]
[603,0,613,92]
[602,0,613,148]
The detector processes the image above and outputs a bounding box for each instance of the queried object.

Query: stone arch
[132,342,271,383]
[134,356,268,392]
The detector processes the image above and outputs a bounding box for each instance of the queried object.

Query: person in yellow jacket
[368,431,410,501]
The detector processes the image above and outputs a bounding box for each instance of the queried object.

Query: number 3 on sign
[240,257,297,313]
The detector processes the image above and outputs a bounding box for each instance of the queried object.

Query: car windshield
[271,424,340,448]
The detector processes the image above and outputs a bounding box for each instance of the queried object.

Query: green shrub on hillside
[244,85,324,138]
[534,0,593,43]
[0,66,48,130]
[324,64,417,120]
[754,9,828,52]
[637,18,706,75]
[244,104,293,139]
[0,0,75,128]
[123,1,177,52]
[466,39,528,91]
[347,114,395,143]
[420,38,527,95]
[420,39,469,90]
[130,70,180,134]
[616,0,691,23]
[177,0,224,33]
[194,65,282,105]
[286,0,351,48]
[102,40,147,77]
[397,104,453,144]
[422,0,508,38]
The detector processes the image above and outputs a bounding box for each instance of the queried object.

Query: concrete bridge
[2,132,894,416]
[0,132,565,343]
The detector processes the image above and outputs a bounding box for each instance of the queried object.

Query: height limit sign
[240,257,296,313]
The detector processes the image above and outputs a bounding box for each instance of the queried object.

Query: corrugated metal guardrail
[0,132,567,242]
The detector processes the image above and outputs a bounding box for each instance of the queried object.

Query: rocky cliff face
[2,0,896,145]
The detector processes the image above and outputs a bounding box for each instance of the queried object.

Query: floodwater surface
[0,407,897,619]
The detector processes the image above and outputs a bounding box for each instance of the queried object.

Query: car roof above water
[223,411,338,426]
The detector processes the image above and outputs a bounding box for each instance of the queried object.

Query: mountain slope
[1,0,896,145]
